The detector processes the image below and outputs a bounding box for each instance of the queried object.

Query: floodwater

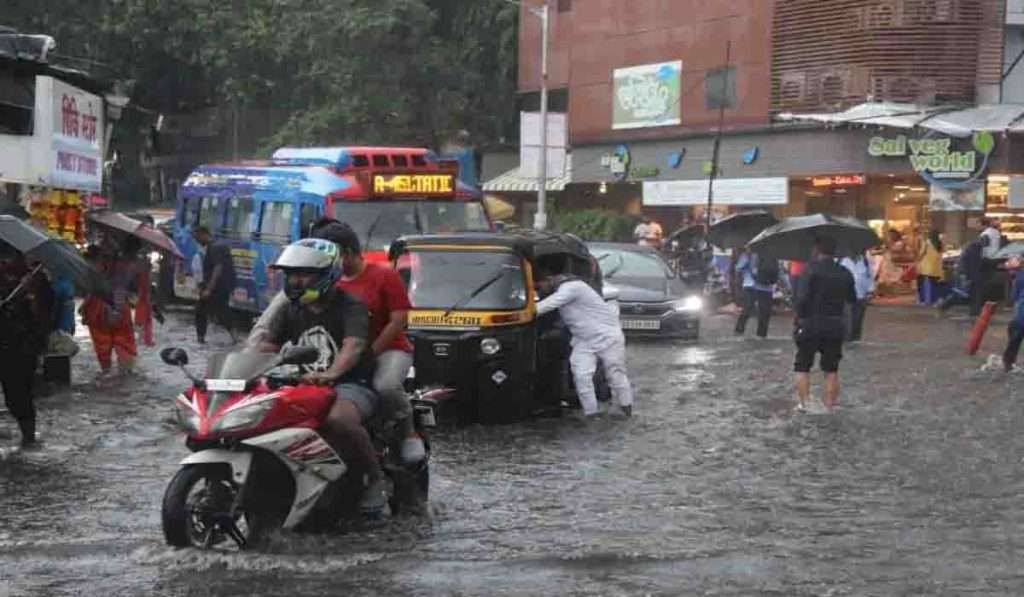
[2,305,1024,596]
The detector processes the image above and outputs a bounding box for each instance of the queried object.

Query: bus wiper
[364,210,386,249]
[442,265,518,318]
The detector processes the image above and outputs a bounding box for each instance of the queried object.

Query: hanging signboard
[929,184,985,211]
[48,77,105,192]
[812,174,866,187]
[643,177,789,206]
[612,61,682,130]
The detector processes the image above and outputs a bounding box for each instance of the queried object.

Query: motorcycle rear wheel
[162,464,268,549]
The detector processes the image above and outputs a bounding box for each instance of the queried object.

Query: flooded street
[3,305,1024,596]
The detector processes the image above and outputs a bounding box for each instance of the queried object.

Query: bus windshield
[333,201,489,250]
[407,250,527,311]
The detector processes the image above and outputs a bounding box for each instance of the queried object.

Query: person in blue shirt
[51,275,76,335]
[734,249,778,338]
[839,252,875,343]
[1002,256,1024,372]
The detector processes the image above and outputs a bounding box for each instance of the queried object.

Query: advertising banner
[613,61,682,130]
[49,77,104,192]
[643,177,789,206]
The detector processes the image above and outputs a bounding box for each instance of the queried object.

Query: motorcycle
[159,346,435,550]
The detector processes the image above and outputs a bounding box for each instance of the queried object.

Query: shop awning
[777,102,1024,137]
[482,155,573,193]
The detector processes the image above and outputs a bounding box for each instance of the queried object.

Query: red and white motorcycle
[159,346,434,549]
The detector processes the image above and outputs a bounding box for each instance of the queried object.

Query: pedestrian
[0,244,53,447]
[1002,256,1024,372]
[915,229,944,305]
[966,234,989,317]
[937,236,985,314]
[793,236,857,413]
[734,249,778,338]
[633,216,663,247]
[81,240,139,381]
[121,237,157,347]
[192,226,237,344]
[534,267,634,418]
[840,251,875,342]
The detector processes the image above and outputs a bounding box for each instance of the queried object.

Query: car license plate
[206,379,247,392]
[621,319,661,330]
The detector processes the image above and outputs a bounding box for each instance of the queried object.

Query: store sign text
[868,133,994,190]
[55,150,99,177]
[812,174,866,187]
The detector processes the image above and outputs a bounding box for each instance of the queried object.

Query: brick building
[496,0,1024,247]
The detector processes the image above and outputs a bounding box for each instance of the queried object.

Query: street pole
[706,41,731,232]
[535,3,550,231]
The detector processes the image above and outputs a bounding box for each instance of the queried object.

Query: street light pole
[503,0,551,230]
[536,2,550,231]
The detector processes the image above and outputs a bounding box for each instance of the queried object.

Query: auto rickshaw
[389,231,602,425]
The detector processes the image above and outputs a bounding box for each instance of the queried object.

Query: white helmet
[272,238,341,304]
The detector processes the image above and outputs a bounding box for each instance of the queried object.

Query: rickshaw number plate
[621,319,661,331]
[433,343,451,357]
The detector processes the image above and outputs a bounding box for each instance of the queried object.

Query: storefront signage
[612,61,682,130]
[812,174,866,187]
[867,133,994,190]
[643,177,789,206]
[601,145,631,181]
[49,77,104,192]
[630,165,660,178]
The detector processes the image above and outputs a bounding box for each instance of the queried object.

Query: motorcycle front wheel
[162,464,269,549]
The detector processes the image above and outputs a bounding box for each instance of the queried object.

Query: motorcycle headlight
[673,296,704,312]
[174,393,201,433]
[210,395,277,433]
[149,251,161,266]
[480,337,501,356]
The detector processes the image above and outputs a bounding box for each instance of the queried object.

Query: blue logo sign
[667,149,685,169]
[742,147,760,165]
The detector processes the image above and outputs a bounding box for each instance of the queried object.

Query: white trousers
[570,339,634,415]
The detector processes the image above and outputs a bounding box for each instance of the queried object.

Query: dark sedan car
[587,242,702,339]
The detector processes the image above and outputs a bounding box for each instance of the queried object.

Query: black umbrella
[667,223,707,246]
[708,211,777,249]
[747,213,881,261]
[0,215,109,296]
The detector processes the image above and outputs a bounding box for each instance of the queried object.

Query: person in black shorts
[793,236,857,412]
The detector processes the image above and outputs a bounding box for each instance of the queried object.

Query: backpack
[754,257,780,286]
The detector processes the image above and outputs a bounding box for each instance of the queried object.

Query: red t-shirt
[336,263,413,353]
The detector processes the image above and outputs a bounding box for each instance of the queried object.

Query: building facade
[513,0,1020,247]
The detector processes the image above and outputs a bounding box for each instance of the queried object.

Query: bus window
[372,155,390,167]
[393,155,408,167]
[419,201,490,234]
[181,197,201,226]
[352,155,369,167]
[298,203,319,238]
[333,202,418,251]
[412,155,426,166]
[198,196,223,230]
[225,197,254,237]
[259,202,293,241]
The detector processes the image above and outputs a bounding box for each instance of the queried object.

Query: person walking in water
[1002,257,1024,372]
[734,249,779,338]
[840,251,874,343]
[793,236,856,413]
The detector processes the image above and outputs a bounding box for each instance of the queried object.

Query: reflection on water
[2,308,1024,595]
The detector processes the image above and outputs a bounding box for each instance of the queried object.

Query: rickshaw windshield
[408,250,528,311]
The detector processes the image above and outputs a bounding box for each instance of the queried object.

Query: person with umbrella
[0,242,55,448]
[80,235,140,381]
[793,236,857,413]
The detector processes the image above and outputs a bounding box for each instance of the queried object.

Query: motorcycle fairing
[243,427,346,529]
[179,449,254,486]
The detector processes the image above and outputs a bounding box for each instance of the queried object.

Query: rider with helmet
[254,238,388,514]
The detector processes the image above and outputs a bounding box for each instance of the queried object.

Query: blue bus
[171,146,488,314]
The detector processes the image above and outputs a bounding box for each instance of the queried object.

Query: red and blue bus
[172,146,489,313]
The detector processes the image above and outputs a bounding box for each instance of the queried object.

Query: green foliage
[4,0,519,150]
[553,209,636,243]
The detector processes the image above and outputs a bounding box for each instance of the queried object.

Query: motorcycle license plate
[621,319,661,331]
[206,379,246,392]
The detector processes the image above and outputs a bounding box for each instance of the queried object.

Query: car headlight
[674,296,703,312]
[480,337,502,356]
[210,395,277,433]
[174,393,201,433]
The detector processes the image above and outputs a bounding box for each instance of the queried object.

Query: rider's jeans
[374,349,413,421]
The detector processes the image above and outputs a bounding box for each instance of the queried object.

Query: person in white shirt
[980,218,1002,260]
[840,252,875,342]
[535,272,634,417]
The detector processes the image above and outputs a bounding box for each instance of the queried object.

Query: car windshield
[333,201,490,251]
[204,351,280,381]
[407,250,527,310]
[592,248,673,279]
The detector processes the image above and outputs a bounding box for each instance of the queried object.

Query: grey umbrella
[0,215,109,296]
[747,214,881,261]
[708,211,777,249]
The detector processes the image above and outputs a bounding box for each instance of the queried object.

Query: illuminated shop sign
[372,174,455,196]
[811,175,866,187]
[867,132,995,190]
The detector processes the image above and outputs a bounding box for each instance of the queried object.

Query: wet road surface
[2,305,1024,596]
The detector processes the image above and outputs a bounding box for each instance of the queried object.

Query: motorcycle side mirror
[160,347,188,367]
[279,345,320,366]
